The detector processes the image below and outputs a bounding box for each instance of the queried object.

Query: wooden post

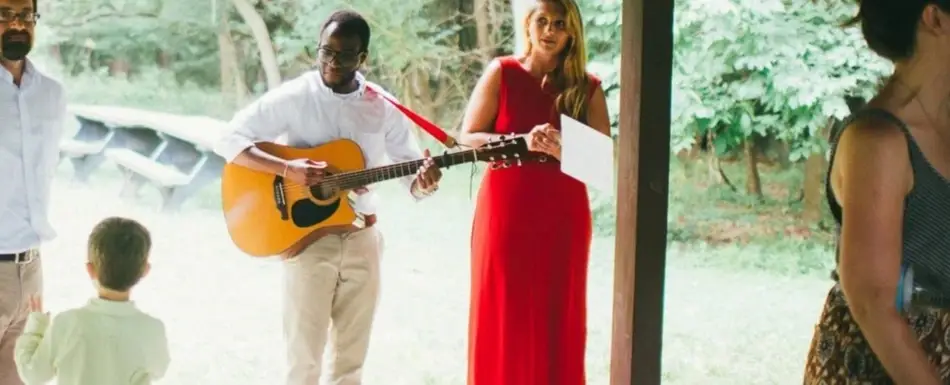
[609,0,674,384]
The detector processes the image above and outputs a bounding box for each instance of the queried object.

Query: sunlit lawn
[38,162,826,384]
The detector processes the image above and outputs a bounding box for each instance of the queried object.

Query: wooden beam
[609,0,674,384]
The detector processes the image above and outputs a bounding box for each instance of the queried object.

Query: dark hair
[321,10,371,52]
[845,1,950,61]
[87,217,151,292]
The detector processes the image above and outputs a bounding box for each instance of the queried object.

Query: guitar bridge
[273,176,289,221]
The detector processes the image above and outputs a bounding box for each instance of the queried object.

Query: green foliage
[44,0,219,85]
[580,0,621,133]
[671,0,892,158]
[61,67,236,120]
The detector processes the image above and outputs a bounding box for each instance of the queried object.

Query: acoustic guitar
[220,136,529,257]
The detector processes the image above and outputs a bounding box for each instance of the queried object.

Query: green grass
[49,161,826,385]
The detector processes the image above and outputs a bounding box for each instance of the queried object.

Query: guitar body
[221,139,365,257]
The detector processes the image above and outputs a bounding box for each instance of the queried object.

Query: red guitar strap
[366,85,457,148]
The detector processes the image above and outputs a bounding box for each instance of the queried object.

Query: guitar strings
[277,147,481,192]
[274,141,516,197]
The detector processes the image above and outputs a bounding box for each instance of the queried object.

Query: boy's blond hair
[87,217,151,291]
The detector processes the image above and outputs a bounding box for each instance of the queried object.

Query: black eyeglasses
[316,47,363,66]
[0,10,39,24]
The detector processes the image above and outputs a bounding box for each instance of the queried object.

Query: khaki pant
[283,227,383,385]
[0,256,41,385]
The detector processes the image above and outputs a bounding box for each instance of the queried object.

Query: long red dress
[468,56,600,385]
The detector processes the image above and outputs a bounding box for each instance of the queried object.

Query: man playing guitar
[212,10,441,385]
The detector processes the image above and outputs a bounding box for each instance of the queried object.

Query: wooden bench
[58,112,118,183]
[69,104,228,212]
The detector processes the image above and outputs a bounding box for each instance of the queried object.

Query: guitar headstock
[475,135,530,169]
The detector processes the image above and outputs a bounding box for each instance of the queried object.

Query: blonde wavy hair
[523,0,590,122]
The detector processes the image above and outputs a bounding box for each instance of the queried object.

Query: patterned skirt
[803,285,950,384]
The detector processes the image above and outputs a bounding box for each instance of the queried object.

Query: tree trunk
[219,18,235,95]
[157,51,171,69]
[411,67,436,119]
[474,0,492,63]
[218,6,248,106]
[802,118,835,222]
[231,0,282,90]
[458,0,477,52]
[744,139,762,198]
[108,59,131,77]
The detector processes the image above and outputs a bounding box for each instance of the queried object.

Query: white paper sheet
[560,114,615,193]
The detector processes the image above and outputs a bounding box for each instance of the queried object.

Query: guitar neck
[323,150,476,190]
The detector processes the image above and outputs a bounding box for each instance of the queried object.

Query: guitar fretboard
[322,150,477,190]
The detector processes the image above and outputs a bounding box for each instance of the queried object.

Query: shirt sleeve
[383,105,429,201]
[213,81,302,163]
[14,312,64,384]
[150,320,171,380]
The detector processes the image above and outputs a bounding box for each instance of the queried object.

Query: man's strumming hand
[282,159,327,186]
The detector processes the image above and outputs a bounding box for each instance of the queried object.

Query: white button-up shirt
[14,298,170,385]
[0,60,66,253]
[213,71,426,214]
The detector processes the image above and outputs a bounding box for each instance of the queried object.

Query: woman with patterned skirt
[802,1,950,384]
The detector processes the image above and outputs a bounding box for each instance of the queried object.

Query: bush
[60,67,236,120]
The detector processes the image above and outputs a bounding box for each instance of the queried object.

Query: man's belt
[0,249,38,263]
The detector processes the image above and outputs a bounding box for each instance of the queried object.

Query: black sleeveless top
[828,108,950,293]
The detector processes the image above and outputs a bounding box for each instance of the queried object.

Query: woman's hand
[543,126,562,159]
[527,123,560,157]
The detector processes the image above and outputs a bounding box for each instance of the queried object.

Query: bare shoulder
[481,57,504,82]
[834,110,913,192]
[838,112,910,159]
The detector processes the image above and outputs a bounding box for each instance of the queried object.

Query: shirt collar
[85,297,140,316]
[312,70,369,100]
[0,58,36,86]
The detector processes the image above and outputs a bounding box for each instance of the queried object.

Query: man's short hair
[87,217,151,292]
[321,10,371,52]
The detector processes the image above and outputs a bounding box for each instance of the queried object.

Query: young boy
[12,217,170,385]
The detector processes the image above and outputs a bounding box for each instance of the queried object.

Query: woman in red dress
[458,0,611,384]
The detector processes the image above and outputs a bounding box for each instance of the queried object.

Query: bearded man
[0,0,67,383]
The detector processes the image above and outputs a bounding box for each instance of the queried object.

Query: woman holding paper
[458,0,610,384]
